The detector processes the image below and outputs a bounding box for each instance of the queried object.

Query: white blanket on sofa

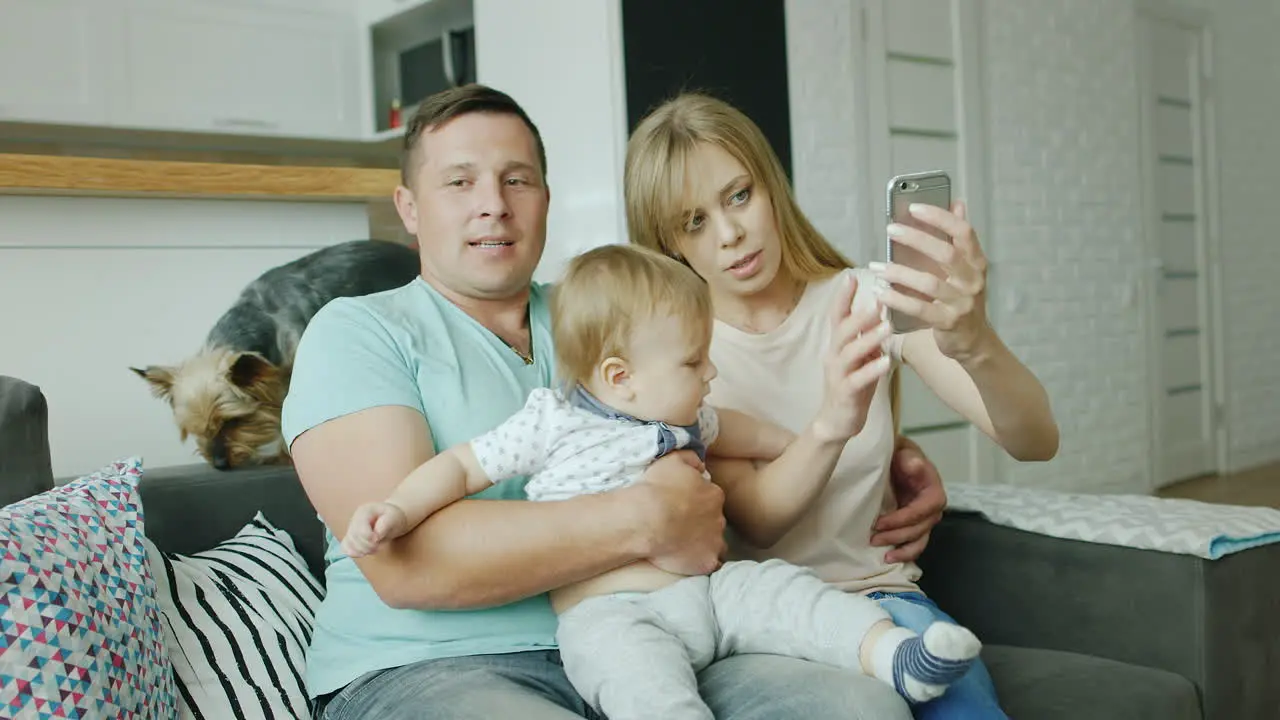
[945,483,1280,560]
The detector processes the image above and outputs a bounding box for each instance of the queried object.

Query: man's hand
[634,450,726,576]
[871,436,947,564]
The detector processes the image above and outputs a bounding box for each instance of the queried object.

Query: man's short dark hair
[401,84,548,187]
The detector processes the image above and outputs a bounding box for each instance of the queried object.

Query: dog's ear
[228,352,277,390]
[131,366,175,401]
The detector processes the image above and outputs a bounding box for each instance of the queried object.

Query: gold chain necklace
[501,325,534,365]
[493,306,535,365]
[508,341,534,365]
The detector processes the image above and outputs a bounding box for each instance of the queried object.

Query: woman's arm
[900,328,1058,461]
[873,200,1058,462]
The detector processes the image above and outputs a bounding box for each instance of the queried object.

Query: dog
[132,239,421,470]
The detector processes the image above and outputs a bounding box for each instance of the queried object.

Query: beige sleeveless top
[707,268,922,595]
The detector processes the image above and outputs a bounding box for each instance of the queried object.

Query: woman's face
[674,143,785,301]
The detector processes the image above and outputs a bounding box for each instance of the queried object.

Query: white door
[862,0,998,486]
[1137,8,1223,488]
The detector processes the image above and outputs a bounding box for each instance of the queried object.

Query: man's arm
[871,434,948,564]
[292,405,724,611]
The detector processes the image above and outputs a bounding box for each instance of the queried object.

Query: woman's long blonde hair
[622,91,901,430]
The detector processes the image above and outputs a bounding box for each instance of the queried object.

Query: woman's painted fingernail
[886,224,906,236]
[868,261,887,273]
[908,203,929,214]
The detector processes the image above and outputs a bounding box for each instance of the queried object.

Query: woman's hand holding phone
[870,200,995,364]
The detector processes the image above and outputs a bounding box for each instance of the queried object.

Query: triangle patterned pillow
[0,456,179,718]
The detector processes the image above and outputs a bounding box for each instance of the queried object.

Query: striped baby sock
[871,622,982,704]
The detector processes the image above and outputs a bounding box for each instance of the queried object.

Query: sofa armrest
[917,510,1280,720]
[0,376,55,507]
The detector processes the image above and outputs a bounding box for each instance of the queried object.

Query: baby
[341,244,982,720]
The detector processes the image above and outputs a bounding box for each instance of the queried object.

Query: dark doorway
[620,0,792,179]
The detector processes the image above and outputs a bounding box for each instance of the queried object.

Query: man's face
[395,111,550,301]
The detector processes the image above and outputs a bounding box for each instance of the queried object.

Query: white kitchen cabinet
[0,0,125,127]
[118,3,361,139]
[0,0,363,141]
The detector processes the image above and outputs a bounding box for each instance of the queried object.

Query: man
[284,84,947,720]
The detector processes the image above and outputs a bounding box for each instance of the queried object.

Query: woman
[623,92,1059,719]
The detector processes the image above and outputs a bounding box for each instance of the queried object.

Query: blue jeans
[315,648,914,719]
[869,591,1009,720]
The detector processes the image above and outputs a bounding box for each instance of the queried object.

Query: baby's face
[622,314,716,426]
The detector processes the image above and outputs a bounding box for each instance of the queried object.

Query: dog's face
[132,350,289,470]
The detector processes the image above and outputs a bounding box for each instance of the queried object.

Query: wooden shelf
[0,153,400,202]
[372,127,406,143]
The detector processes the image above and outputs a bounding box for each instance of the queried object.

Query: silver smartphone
[885,170,953,333]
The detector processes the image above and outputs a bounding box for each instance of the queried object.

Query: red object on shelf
[389,98,402,130]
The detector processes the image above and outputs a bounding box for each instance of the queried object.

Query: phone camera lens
[899,181,910,190]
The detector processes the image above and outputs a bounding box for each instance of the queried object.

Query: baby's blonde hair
[551,244,712,389]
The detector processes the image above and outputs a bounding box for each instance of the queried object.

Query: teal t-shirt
[280,276,560,697]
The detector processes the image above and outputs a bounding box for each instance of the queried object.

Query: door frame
[1134,2,1228,488]
[860,0,1001,486]
[951,0,998,487]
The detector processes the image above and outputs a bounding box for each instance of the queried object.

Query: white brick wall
[784,0,870,263]
[979,0,1151,493]
[983,0,1280,481]
[786,0,1280,493]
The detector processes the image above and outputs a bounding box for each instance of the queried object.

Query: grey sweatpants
[555,558,897,720]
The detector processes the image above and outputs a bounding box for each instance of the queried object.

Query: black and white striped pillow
[145,512,324,719]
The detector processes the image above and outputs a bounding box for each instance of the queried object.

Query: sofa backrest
[0,376,55,508]
[1,374,328,581]
[137,462,328,581]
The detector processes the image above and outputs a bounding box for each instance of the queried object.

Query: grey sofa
[5,374,1275,719]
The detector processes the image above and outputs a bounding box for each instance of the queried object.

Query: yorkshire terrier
[132,239,421,470]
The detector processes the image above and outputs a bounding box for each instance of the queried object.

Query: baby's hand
[672,448,707,475]
[340,502,408,558]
